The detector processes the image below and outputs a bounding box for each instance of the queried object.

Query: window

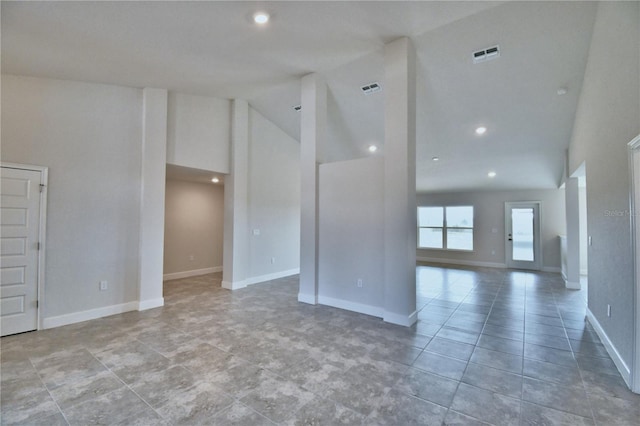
[418,206,474,250]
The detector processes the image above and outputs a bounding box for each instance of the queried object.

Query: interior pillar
[565,177,581,289]
[139,88,168,310]
[298,73,326,304]
[222,99,250,290]
[383,37,418,326]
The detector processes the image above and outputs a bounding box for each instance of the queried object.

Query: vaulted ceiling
[2,1,597,192]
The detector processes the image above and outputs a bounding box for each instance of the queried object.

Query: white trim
[318,295,383,318]
[222,280,246,290]
[163,266,222,281]
[542,266,562,273]
[1,163,48,332]
[42,302,139,329]
[384,309,418,327]
[565,280,581,290]
[417,256,506,269]
[138,298,164,311]
[244,268,300,286]
[628,133,640,393]
[580,269,589,276]
[298,293,318,305]
[586,308,631,387]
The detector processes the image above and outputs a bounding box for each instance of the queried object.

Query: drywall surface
[167,92,230,173]
[1,75,142,318]
[247,108,300,279]
[164,179,224,275]
[567,1,640,366]
[417,189,566,270]
[318,156,385,314]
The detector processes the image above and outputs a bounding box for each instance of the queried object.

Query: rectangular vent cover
[473,45,500,64]
[293,105,302,112]
[361,82,382,95]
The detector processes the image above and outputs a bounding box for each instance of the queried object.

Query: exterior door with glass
[505,202,541,270]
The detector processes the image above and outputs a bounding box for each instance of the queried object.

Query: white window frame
[418,206,474,251]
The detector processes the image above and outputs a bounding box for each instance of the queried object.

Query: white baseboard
[244,268,300,286]
[417,257,506,269]
[384,309,418,327]
[138,297,164,311]
[298,293,317,305]
[318,295,384,318]
[586,308,631,387]
[565,279,581,290]
[222,280,246,290]
[542,266,562,273]
[42,301,139,329]
[163,266,222,281]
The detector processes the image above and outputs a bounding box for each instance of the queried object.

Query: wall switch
[189,254,194,261]
[588,236,592,246]
[491,228,498,234]
[99,280,108,291]
[271,257,275,264]
[357,278,363,288]
[607,304,611,317]
[253,229,261,236]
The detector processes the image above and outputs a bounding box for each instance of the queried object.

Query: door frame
[628,134,640,393]
[1,162,48,331]
[504,201,542,271]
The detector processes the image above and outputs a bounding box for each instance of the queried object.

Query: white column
[383,37,418,326]
[298,73,326,304]
[565,177,581,289]
[139,88,168,310]
[222,99,250,290]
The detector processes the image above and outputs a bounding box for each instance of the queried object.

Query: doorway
[0,163,48,336]
[505,201,541,270]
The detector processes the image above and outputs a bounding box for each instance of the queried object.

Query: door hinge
[37,300,39,308]
[37,242,41,250]
[39,184,45,193]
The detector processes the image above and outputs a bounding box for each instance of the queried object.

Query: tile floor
[1,265,639,425]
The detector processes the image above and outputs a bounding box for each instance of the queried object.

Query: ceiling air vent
[361,82,382,95]
[293,105,302,112]
[472,45,500,64]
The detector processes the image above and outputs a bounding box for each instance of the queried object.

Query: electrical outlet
[271,257,276,264]
[99,280,108,291]
[491,250,496,255]
[357,278,363,288]
[189,254,194,261]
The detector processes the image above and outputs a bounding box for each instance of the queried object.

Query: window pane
[447,228,473,250]
[419,228,443,248]
[418,207,443,227]
[512,208,534,261]
[446,206,473,228]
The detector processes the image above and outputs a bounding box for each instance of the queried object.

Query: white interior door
[1,166,43,336]
[505,202,541,270]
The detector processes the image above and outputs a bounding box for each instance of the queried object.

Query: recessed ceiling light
[475,126,487,135]
[211,177,220,183]
[368,145,378,153]
[253,12,269,24]
[432,157,440,161]
[488,171,497,178]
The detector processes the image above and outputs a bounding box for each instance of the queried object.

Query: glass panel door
[505,202,540,270]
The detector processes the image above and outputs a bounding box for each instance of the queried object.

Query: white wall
[1,75,143,318]
[247,108,301,280]
[167,92,230,173]
[417,189,566,270]
[318,157,385,316]
[567,1,640,370]
[579,184,588,275]
[163,179,224,276]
